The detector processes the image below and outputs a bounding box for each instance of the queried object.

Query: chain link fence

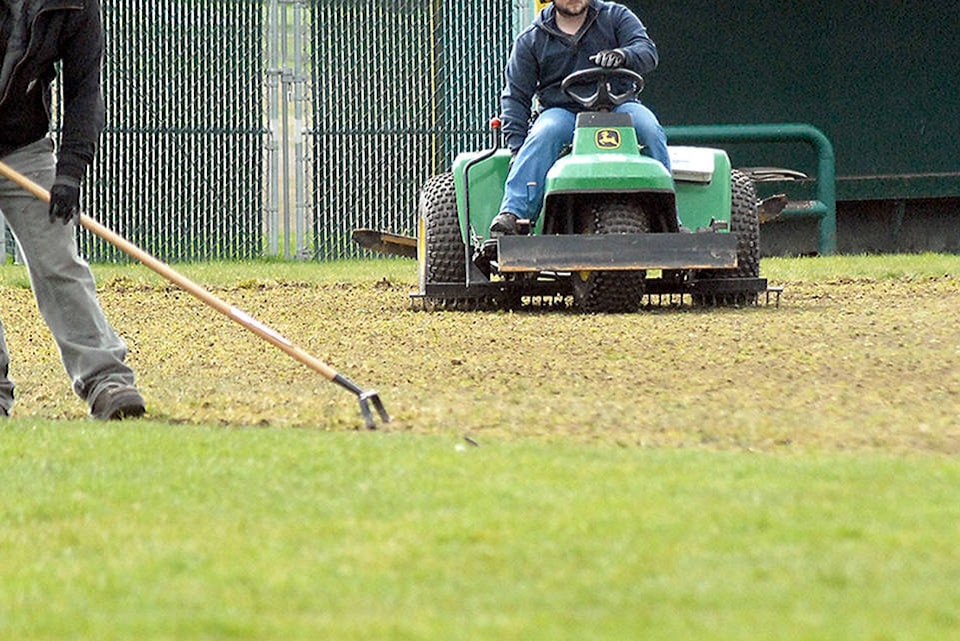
[3,0,514,263]
[84,0,266,263]
[306,0,513,260]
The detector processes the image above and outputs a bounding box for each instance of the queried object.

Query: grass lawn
[2,423,959,640]
[1,254,959,639]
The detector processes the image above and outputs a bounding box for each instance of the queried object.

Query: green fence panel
[307,0,513,260]
[10,1,512,264]
[84,0,266,263]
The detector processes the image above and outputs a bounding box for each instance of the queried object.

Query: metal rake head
[357,389,391,430]
[332,374,391,430]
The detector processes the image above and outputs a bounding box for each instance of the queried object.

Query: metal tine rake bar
[0,160,389,429]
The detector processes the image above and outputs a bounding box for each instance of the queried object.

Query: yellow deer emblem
[596,129,621,150]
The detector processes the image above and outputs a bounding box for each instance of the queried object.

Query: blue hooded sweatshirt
[500,0,660,151]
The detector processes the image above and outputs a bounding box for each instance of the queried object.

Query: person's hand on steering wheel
[589,49,627,69]
[561,67,645,111]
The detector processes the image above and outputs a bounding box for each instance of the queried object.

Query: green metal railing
[666,123,837,255]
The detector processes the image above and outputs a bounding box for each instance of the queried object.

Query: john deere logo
[596,129,621,149]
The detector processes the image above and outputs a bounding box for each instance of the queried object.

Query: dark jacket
[0,0,105,182]
[500,0,659,151]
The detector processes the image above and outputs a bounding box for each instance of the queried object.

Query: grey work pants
[0,138,136,415]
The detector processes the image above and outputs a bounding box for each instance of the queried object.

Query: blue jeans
[0,138,137,415]
[499,102,671,222]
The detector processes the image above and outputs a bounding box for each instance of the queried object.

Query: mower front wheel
[570,195,648,313]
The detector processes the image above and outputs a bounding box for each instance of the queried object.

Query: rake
[0,160,390,429]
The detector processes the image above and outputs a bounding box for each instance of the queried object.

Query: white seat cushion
[668,146,716,183]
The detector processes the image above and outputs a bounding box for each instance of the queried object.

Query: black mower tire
[570,195,648,313]
[418,173,499,310]
[693,169,761,306]
[727,168,761,279]
[419,173,465,286]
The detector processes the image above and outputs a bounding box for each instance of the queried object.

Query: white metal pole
[515,0,549,35]
[279,1,293,259]
[265,0,282,256]
[292,0,309,259]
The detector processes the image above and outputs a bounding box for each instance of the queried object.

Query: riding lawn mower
[355,67,780,312]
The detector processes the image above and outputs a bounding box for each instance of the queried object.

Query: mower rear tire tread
[420,173,465,286]
[419,173,504,310]
[693,169,761,306]
[728,168,761,279]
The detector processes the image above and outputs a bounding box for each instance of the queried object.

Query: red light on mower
[490,117,502,130]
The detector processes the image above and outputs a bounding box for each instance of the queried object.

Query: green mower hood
[545,112,675,197]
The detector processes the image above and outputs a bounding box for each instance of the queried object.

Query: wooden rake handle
[0,160,389,429]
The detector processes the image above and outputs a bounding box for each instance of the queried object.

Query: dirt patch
[3,275,958,454]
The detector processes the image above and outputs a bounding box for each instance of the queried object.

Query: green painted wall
[627,2,960,199]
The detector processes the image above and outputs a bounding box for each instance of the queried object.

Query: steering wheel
[560,67,645,111]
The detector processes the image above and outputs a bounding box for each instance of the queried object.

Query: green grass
[764,252,960,282]
[2,252,956,291]
[0,258,419,290]
[2,422,959,640]
[2,254,959,639]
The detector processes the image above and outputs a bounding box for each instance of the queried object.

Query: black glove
[49,182,81,225]
[590,48,627,69]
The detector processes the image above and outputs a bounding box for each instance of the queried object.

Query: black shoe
[90,384,146,420]
[490,212,520,237]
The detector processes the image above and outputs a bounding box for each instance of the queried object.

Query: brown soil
[3,275,958,454]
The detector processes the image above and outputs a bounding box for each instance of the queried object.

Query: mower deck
[413,275,780,310]
[496,233,738,272]
[411,231,780,310]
